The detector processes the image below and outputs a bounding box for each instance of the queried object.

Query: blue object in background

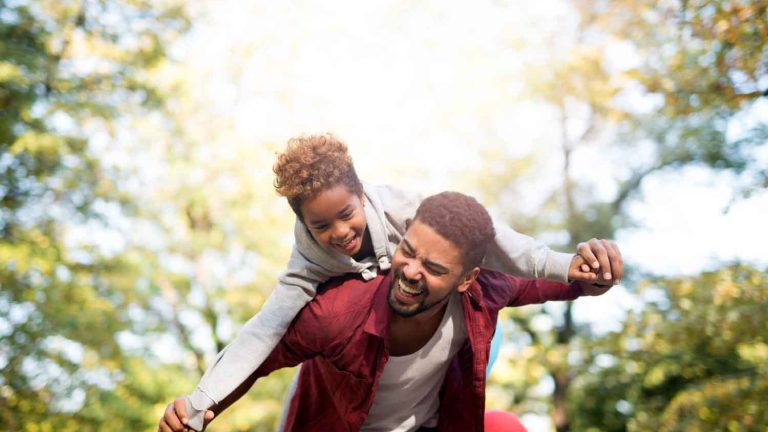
[486,320,503,377]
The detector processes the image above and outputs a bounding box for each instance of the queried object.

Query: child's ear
[404,218,413,230]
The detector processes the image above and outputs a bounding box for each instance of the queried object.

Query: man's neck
[387,299,451,357]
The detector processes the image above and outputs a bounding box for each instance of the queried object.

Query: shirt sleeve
[183,246,331,431]
[504,277,584,307]
[477,272,584,308]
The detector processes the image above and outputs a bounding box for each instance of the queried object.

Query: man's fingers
[607,241,623,283]
[577,242,599,269]
[588,239,613,281]
[581,281,612,296]
[577,239,623,283]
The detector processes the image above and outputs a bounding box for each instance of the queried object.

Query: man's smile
[391,273,428,308]
[397,278,424,296]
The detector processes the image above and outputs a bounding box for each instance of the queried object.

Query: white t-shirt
[361,293,468,431]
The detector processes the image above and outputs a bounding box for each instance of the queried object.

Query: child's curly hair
[273,134,363,220]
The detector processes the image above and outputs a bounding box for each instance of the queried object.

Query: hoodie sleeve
[372,183,572,282]
[183,245,341,431]
[482,217,573,283]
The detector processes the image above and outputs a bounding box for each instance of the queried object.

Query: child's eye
[339,211,354,220]
[313,224,329,232]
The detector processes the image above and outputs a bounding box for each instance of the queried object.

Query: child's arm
[169,268,344,432]
[482,217,574,282]
[181,245,340,431]
[370,183,573,282]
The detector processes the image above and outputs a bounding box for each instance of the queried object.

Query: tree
[0,0,188,429]
[569,264,768,431]
[119,41,300,430]
[474,0,766,430]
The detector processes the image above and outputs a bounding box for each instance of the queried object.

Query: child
[180,134,619,430]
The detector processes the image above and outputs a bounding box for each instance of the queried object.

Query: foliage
[121,33,300,429]
[0,0,188,430]
[569,264,768,431]
[476,0,766,430]
[2,0,765,431]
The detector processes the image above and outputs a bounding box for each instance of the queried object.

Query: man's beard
[387,269,457,318]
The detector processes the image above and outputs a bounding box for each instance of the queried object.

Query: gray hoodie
[183,183,572,430]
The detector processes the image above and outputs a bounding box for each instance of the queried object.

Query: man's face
[300,184,368,258]
[388,219,475,317]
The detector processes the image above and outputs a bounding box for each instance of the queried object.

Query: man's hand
[158,397,215,432]
[567,239,622,284]
[577,280,613,296]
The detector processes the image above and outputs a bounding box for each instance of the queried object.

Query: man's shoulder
[474,270,528,310]
[476,269,518,289]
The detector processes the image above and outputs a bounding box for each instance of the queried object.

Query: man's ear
[456,267,481,293]
[404,218,413,230]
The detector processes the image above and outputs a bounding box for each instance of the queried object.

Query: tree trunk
[553,302,574,432]
[551,100,578,432]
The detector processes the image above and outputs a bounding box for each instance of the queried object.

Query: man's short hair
[273,134,363,220]
[413,191,495,270]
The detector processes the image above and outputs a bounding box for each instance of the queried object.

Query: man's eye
[425,266,443,276]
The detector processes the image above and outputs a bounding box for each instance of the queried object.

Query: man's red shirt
[249,269,583,431]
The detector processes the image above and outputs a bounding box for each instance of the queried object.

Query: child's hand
[567,239,622,284]
[158,397,215,432]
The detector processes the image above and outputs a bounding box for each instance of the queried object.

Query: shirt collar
[363,271,393,338]
[363,271,487,338]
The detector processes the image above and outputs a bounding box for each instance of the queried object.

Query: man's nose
[402,260,422,281]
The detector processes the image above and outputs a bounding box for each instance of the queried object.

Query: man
[159,191,618,431]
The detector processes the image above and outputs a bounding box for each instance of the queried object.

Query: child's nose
[332,222,350,239]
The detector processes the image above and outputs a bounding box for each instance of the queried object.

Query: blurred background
[1,0,766,430]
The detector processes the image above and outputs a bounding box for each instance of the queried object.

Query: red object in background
[485,410,528,432]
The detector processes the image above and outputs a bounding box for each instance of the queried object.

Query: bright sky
[177,0,767,271]
[166,0,767,429]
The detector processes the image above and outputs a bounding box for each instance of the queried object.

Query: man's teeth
[398,279,423,295]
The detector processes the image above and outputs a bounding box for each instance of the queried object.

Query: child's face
[300,184,368,257]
